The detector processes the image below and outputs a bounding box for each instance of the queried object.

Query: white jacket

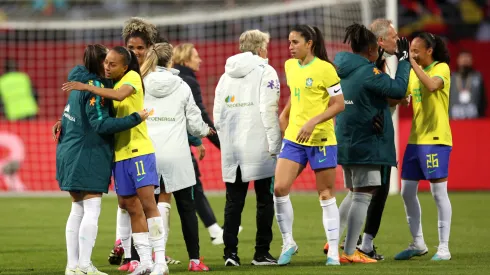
[144,67,209,193]
[213,52,281,183]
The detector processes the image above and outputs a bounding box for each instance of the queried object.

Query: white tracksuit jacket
[144,67,209,193]
[213,52,281,183]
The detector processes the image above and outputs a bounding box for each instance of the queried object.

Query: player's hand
[137,109,150,121]
[401,96,411,107]
[395,37,410,61]
[2,160,20,175]
[62,81,88,92]
[372,111,384,135]
[296,119,316,144]
[375,47,385,70]
[52,120,61,141]
[207,127,216,136]
[196,144,206,160]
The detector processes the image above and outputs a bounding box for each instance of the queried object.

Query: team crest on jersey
[306,78,313,87]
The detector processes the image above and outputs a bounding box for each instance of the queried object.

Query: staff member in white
[141,42,214,272]
[214,29,281,267]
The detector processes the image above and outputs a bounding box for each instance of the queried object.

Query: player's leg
[65,191,83,275]
[223,167,249,267]
[309,145,340,265]
[173,186,210,271]
[425,145,452,261]
[108,205,129,266]
[339,165,379,264]
[191,152,223,243]
[252,176,276,265]
[359,165,391,260]
[78,192,107,275]
[395,144,428,260]
[274,140,306,266]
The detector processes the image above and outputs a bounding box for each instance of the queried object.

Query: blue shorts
[278,139,337,170]
[401,144,452,181]
[113,153,159,196]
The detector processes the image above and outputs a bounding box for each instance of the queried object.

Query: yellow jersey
[407,62,452,146]
[284,57,340,146]
[113,70,155,161]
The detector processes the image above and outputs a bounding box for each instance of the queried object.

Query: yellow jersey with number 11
[113,70,155,161]
[284,57,342,146]
[406,62,452,146]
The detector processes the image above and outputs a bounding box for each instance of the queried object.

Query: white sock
[338,191,353,239]
[274,195,294,245]
[190,259,200,264]
[401,180,425,248]
[344,192,372,255]
[157,202,171,243]
[207,223,222,238]
[361,233,374,253]
[320,198,340,259]
[78,197,101,269]
[430,181,452,250]
[66,201,83,269]
[147,217,167,264]
[133,232,152,266]
[117,206,132,259]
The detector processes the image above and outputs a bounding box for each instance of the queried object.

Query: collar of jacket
[173,64,196,78]
[156,66,180,75]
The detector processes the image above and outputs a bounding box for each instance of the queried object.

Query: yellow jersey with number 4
[113,70,155,161]
[284,57,341,146]
[406,62,452,146]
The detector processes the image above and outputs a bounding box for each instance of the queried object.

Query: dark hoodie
[56,65,142,193]
[334,52,410,166]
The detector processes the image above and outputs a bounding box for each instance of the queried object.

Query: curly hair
[122,17,158,47]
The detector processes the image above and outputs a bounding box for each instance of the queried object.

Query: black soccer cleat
[251,253,278,266]
[224,253,241,266]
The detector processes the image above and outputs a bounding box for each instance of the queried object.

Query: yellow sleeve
[284,59,293,87]
[121,70,143,94]
[432,63,450,88]
[323,63,340,88]
[406,69,415,96]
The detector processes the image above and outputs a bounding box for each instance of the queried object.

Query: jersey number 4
[294,88,300,101]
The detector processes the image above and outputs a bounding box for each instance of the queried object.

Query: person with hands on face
[328,23,410,264]
[273,24,345,267]
[213,29,281,267]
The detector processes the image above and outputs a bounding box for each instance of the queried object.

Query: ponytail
[343,23,377,54]
[291,24,332,63]
[140,43,174,79]
[112,46,145,93]
[416,32,450,64]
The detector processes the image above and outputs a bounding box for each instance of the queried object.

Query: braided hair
[343,23,377,54]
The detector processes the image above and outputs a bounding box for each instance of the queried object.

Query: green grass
[0,192,488,274]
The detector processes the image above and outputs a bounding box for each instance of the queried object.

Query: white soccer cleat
[76,263,108,275]
[65,267,78,275]
[128,263,152,275]
[431,247,451,261]
[212,226,243,245]
[150,263,169,275]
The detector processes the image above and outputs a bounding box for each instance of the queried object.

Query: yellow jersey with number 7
[113,70,155,161]
[284,57,341,146]
[406,62,452,146]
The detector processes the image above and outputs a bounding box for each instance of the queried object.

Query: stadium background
[0,0,489,193]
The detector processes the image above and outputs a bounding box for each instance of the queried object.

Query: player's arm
[259,67,282,156]
[63,81,134,101]
[184,84,212,138]
[364,61,411,99]
[296,83,345,143]
[409,58,444,92]
[188,133,202,147]
[279,96,291,135]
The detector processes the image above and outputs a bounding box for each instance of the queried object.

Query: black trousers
[173,185,200,260]
[191,152,218,228]
[223,167,274,257]
[364,165,391,237]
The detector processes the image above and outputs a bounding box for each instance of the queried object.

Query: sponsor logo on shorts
[428,169,436,174]
[137,176,146,182]
[319,158,327,163]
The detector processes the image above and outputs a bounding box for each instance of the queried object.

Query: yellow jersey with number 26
[113,70,155,161]
[284,57,342,146]
[406,62,452,146]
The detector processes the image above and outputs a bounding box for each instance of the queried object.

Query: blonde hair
[370,18,393,39]
[172,43,195,66]
[239,29,270,55]
[140,43,174,78]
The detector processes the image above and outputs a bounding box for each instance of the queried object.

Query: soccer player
[213,29,281,267]
[141,42,213,271]
[395,32,453,261]
[62,46,168,275]
[173,43,227,245]
[57,44,149,275]
[274,24,345,266]
[333,23,410,264]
